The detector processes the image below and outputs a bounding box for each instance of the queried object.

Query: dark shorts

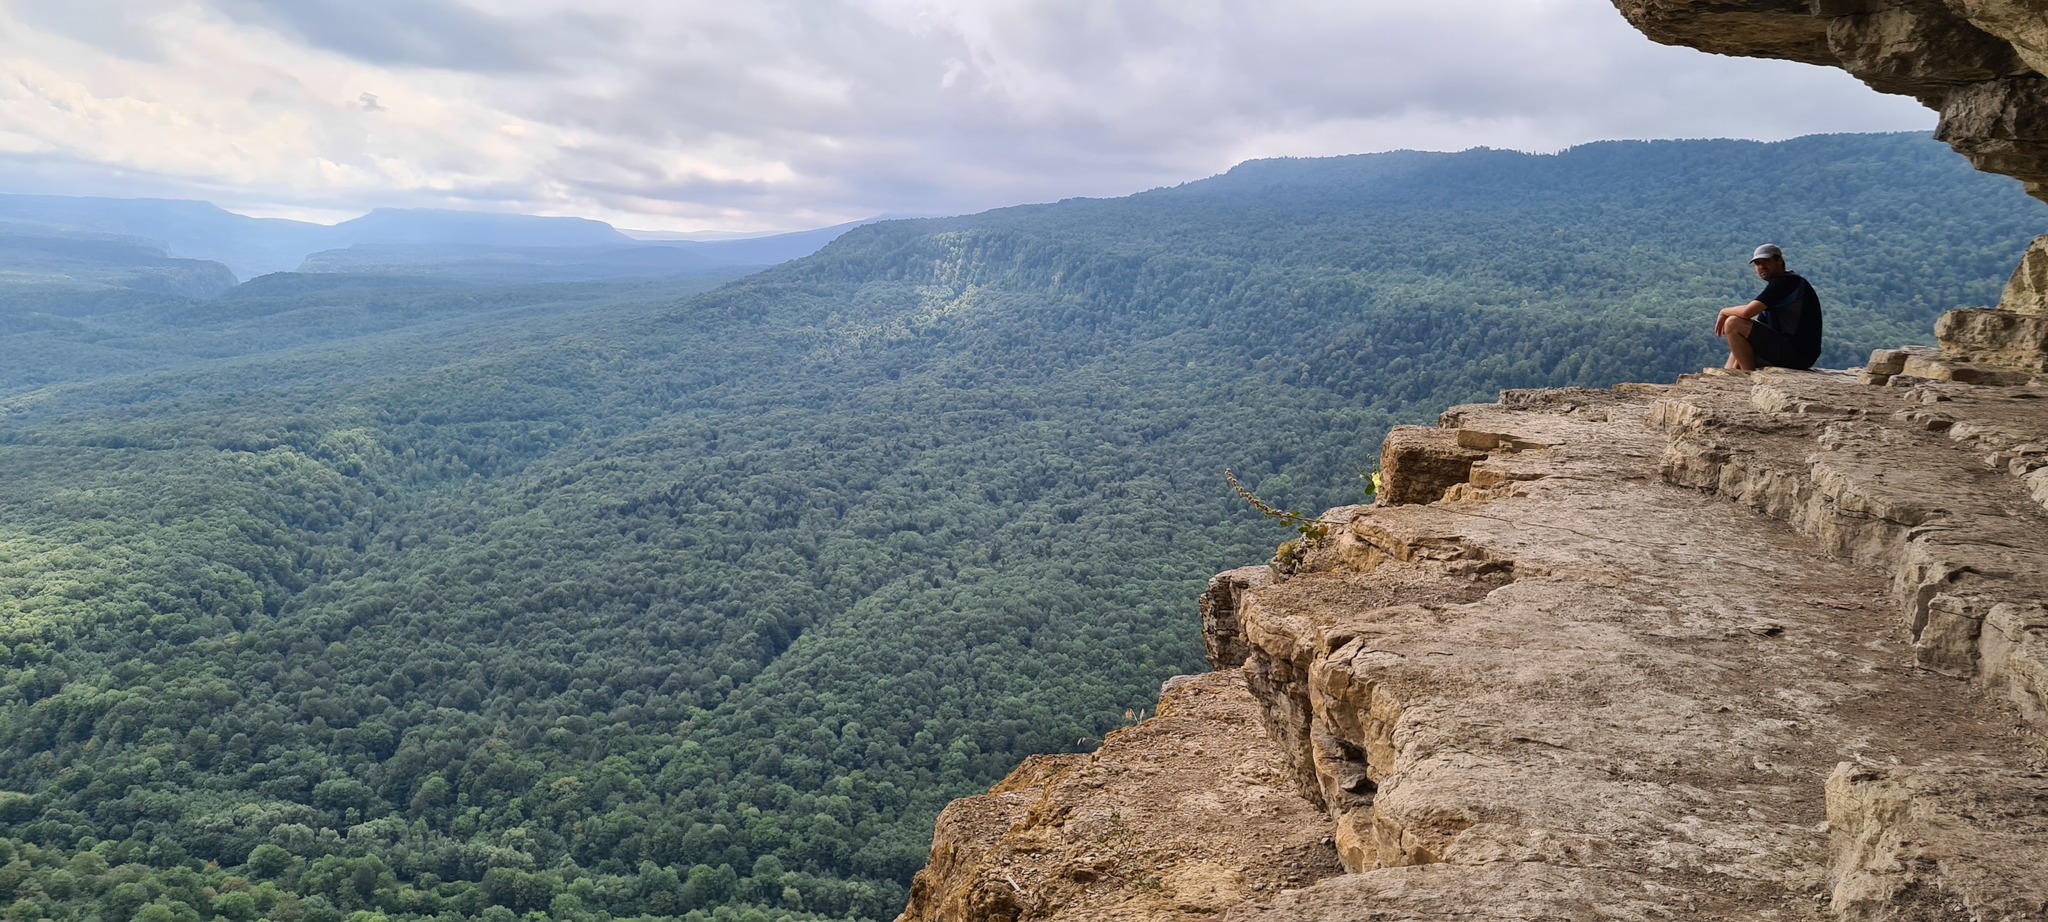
[1746,322,1814,370]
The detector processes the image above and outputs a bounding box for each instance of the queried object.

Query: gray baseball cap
[1751,244,1784,263]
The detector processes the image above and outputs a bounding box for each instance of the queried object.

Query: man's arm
[1716,299,1765,338]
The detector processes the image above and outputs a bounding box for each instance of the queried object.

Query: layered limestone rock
[1825,763,2048,919]
[1609,0,2048,375]
[1223,372,2048,920]
[1653,369,2048,700]
[1610,1,2048,196]
[898,369,2048,921]
[1933,237,2048,373]
[895,672,1344,922]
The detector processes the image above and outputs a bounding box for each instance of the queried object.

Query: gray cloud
[201,0,620,73]
[4,0,179,61]
[0,1,1936,230]
[494,1,1933,219]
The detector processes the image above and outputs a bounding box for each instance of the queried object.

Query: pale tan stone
[1998,234,2048,315]
[1376,427,1483,506]
[901,372,2048,922]
[1826,763,2048,920]
[894,673,1341,922]
[1935,306,2048,371]
[1199,566,1268,671]
[1864,347,1914,376]
[1980,602,2048,730]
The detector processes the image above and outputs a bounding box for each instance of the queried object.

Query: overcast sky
[0,0,1934,232]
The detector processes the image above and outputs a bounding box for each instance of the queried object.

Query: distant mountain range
[0,194,874,292]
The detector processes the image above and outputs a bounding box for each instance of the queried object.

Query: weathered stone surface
[1224,863,1679,922]
[1897,347,2043,384]
[1827,1,2030,100]
[1375,427,1483,506]
[1936,305,2048,371]
[1950,0,2048,76]
[1655,371,2048,692]
[1826,763,2048,920]
[1865,347,1916,376]
[901,372,2048,922]
[1982,601,2048,730]
[1860,346,1941,386]
[1611,0,1832,64]
[1200,566,1269,670]
[893,672,1341,922]
[1935,74,2048,192]
[2000,234,2048,315]
[1214,373,2046,919]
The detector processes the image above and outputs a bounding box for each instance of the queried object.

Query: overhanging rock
[1612,0,2048,196]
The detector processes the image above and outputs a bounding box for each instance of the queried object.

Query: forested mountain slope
[0,132,2042,922]
[0,275,743,397]
[0,228,238,299]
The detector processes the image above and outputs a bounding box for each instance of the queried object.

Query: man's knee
[1725,315,1754,340]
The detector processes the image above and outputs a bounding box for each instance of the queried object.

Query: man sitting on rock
[1715,243,1823,371]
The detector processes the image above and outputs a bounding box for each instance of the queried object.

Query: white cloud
[0,0,1936,230]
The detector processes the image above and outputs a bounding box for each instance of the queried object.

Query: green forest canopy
[1,132,2043,922]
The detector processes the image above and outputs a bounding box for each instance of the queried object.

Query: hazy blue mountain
[674,218,879,265]
[621,216,894,242]
[0,223,238,297]
[0,194,326,279]
[292,220,877,282]
[0,195,866,286]
[294,243,740,283]
[325,207,636,248]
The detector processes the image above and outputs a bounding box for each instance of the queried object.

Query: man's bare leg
[1724,316,1757,371]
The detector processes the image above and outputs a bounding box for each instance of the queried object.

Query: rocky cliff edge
[894,9,2048,917]
[898,358,2048,921]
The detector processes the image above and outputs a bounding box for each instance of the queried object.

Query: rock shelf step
[900,370,2048,922]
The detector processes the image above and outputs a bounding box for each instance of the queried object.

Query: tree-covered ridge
[1,133,2043,922]
[0,228,238,299]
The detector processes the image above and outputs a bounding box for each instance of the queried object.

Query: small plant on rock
[1226,469,1332,542]
[1357,463,1383,501]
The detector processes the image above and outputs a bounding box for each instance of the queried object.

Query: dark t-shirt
[1754,272,1823,366]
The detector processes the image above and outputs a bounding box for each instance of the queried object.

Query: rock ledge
[898,368,2048,921]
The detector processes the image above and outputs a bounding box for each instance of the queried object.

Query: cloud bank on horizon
[0,0,1934,231]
